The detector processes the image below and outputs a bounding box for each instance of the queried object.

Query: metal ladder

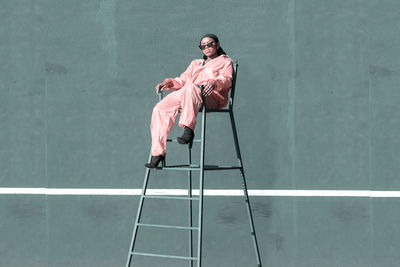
[126,61,262,267]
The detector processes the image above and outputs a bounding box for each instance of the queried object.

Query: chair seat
[199,107,231,113]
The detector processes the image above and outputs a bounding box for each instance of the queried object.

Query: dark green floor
[1,194,399,267]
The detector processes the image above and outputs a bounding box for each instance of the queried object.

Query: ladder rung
[159,166,200,171]
[205,165,242,171]
[158,165,242,171]
[143,195,199,201]
[132,251,198,261]
[137,223,198,230]
[156,164,199,171]
[166,139,201,143]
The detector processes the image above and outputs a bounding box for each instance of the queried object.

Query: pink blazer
[164,55,234,109]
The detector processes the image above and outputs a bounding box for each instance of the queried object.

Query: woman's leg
[150,84,220,156]
[150,90,183,156]
[178,84,220,130]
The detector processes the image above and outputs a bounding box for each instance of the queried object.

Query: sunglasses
[198,42,215,50]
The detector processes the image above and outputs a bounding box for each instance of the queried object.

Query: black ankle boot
[177,126,194,144]
[144,155,165,168]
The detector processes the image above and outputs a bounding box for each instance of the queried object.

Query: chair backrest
[229,60,239,107]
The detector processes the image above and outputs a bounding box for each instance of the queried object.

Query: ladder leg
[188,146,194,267]
[197,104,206,267]
[126,151,153,267]
[229,110,263,267]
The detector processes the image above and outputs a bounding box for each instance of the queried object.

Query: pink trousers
[150,83,219,156]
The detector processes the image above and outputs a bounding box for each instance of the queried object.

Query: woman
[145,33,234,168]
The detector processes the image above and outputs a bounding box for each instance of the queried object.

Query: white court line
[1,188,400,197]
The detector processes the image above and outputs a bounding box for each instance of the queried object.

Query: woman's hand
[155,79,173,93]
[202,80,216,96]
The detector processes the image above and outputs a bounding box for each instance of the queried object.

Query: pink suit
[150,54,234,156]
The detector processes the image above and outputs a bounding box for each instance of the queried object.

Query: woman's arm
[202,58,233,96]
[214,59,233,92]
[162,60,195,91]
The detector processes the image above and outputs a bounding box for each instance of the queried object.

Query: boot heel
[177,126,195,145]
[145,155,165,169]
[161,157,166,167]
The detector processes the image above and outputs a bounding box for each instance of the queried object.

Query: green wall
[2,0,399,190]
